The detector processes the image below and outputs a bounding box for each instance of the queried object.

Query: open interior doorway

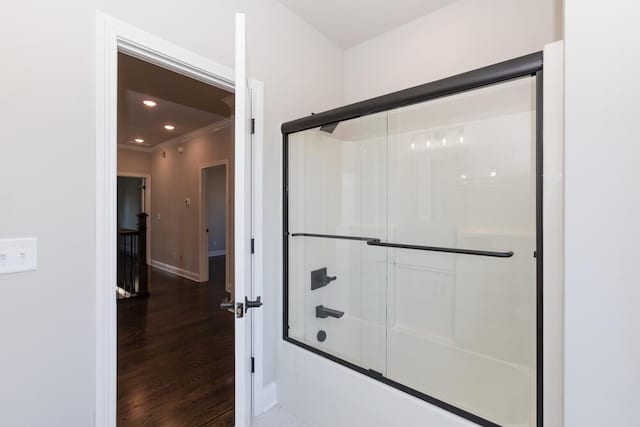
[116,175,149,298]
[201,162,234,301]
[115,51,236,426]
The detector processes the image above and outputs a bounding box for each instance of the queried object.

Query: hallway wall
[117,148,151,175]
[0,1,344,425]
[150,126,232,280]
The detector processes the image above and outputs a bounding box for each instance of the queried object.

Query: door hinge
[251,238,255,254]
[251,357,255,373]
[250,118,255,134]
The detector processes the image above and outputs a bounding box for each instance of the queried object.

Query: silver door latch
[223,296,262,318]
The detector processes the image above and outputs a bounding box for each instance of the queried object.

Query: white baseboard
[255,382,277,416]
[150,259,200,282]
[208,249,226,257]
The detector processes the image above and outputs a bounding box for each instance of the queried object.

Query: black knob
[317,330,327,342]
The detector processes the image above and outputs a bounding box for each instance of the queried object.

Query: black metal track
[282,51,543,134]
[535,69,544,427]
[291,232,513,258]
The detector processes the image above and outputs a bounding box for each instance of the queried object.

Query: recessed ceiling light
[133,138,144,143]
[142,100,157,107]
[164,124,175,131]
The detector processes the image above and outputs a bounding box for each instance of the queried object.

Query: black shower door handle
[366,239,514,258]
[291,233,513,258]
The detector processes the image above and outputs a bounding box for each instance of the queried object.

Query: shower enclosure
[282,53,543,427]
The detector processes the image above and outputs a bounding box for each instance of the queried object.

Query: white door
[234,12,259,427]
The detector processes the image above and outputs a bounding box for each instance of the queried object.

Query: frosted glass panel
[286,76,537,427]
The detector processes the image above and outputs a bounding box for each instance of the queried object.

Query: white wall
[0,0,343,425]
[344,0,562,103]
[564,1,640,426]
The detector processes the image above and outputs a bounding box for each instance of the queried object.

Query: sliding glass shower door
[287,111,389,373]
[284,56,541,427]
[384,77,537,426]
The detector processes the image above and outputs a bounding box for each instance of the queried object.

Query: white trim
[117,118,231,153]
[96,12,266,427]
[543,40,564,427]
[249,80,269,417]
[234,14,252,427]
[115,26,234,92]
[117,172,152,265]
[199,160,230,285]
[95,13,118,426]
[150,259,200,282]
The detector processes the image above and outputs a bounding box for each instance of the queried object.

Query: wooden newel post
[137,212,150,297]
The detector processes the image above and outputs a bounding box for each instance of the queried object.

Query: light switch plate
[0,238,38,275]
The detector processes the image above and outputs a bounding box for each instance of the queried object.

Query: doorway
[200,162,232,298]
[97,13,264,427]
[117,176,145,230]
[116,175,149,299]
[115,50,236,425]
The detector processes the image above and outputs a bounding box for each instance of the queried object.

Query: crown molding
[117,117,231,153]
[117,144,152,153]
[152,117,231,152]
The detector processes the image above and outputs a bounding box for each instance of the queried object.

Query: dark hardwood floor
[117,256,234,427]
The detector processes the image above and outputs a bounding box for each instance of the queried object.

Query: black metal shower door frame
[281,51,544,427]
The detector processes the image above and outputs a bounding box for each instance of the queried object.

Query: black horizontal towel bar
[291,233,377,242]
[290,232,513,258]
[366,240,513,258]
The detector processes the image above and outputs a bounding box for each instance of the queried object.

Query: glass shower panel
[287,112,388,372]
[385,77,537,426]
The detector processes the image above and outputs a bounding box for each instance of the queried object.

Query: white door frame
[198,160,230,288]
[95,12,265,426]
[116,172,151,265]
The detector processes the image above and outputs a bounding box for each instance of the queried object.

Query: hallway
[117,257,234,426]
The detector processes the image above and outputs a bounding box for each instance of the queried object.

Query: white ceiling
[278,0,460,48]
[118,53,233,149]
[118,90,225,148]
